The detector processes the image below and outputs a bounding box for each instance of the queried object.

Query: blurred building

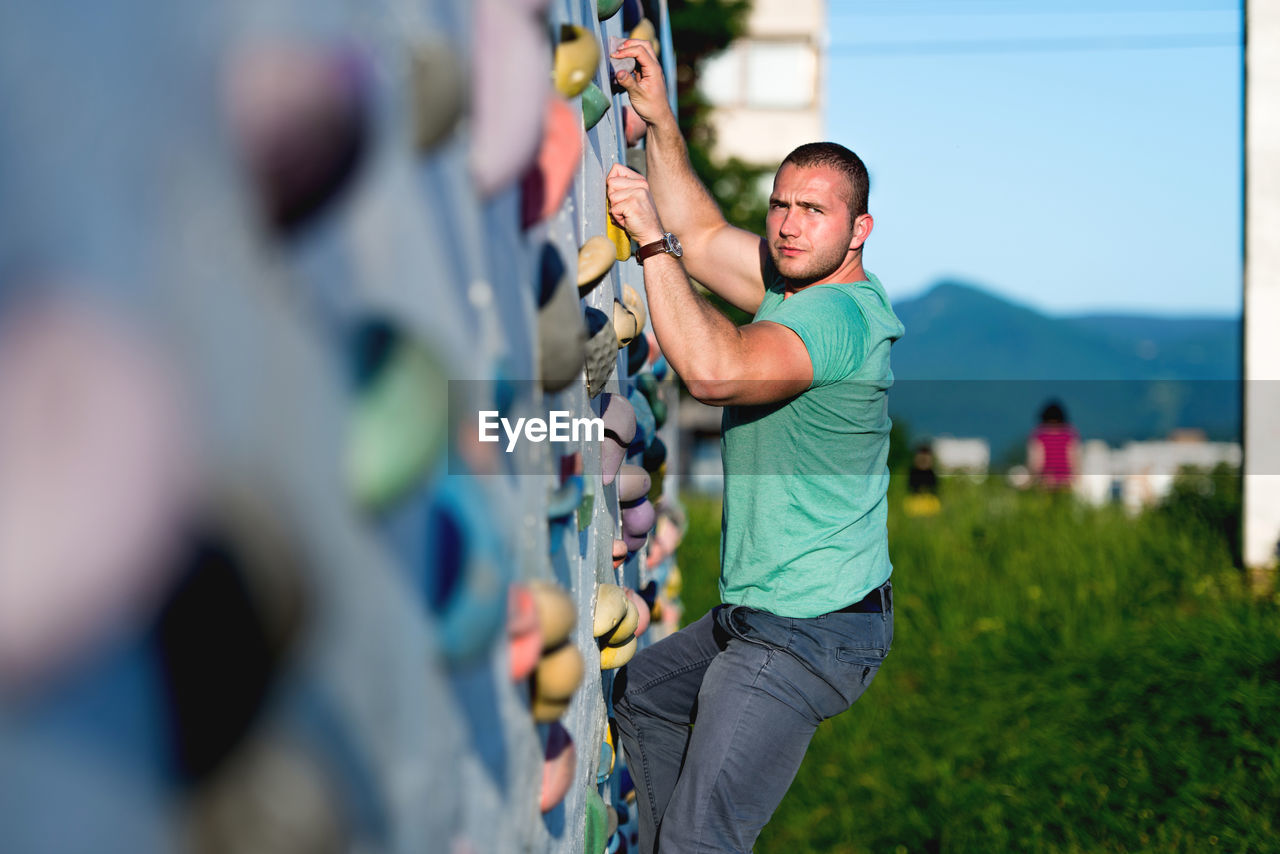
[1245,2,1280,572]
[698,0,827,165]
[1075,435,1242,512]
[932,436,990,477]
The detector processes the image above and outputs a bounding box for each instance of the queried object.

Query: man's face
[765,163,857,284]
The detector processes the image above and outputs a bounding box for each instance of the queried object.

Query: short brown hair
[780,142,869,221]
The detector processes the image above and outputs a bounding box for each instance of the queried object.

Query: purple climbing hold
[226,43,370,234]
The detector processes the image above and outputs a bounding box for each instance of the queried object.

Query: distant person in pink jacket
[1028,400,1080,490]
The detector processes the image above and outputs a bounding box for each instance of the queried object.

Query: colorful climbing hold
[346,320,447,513]
[598,635,637,670]
[541,721,576,813]
[554,25,601,98]
[583,308,619,399]
[584,785,609,854]
[225,43,370,233]
[582,81,611,130]
[616,464,651,504]
[578,235,617,293]
[409,40,465,151]
[606,200,633,262]
[538,244,587,392]
[521,96,583,228]
[612,301,640,349]
[600,393,637,485]
[592,583,630,638]
[532,642,584,722]
[470,0,550,195]
[629,19,659,57]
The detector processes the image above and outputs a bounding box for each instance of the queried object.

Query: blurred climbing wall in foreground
[0,1,688,852]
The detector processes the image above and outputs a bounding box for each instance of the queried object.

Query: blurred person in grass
[605,38,905,853]
[905,442,942,517]
[1028,399,1080,491]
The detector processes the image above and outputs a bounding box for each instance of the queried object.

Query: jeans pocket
[719,604,794,650]
[830,609,890,655]
[831,610,890,700]
[835,647,884,695]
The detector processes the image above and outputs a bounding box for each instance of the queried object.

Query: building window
[700,44,745,107]
[699,40,816,110]
[744,41,815,109]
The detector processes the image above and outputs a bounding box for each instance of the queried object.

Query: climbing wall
[0,1,688,852]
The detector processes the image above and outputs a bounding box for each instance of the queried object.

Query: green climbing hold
[649,396,667,430]
[582,82,611,131]
[584,785,609,854]
[598,0,624,19]
[577,489,595,532]
[346,324,447,512]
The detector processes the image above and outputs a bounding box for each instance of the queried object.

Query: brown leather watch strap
[636,238,668,261]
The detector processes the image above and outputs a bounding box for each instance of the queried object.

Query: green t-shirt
[719,271,905,618]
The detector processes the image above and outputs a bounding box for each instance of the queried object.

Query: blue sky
[824,0,1243,316]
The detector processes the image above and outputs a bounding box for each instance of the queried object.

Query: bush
[1155,463,1242,566]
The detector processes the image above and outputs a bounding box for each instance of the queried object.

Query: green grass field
[675,473,1280,853]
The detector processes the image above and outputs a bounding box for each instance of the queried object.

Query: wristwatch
[637,232,682,262]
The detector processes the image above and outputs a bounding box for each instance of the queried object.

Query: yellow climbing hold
[623,284,646,332]
[630,19,659,58]
[606,199,632,261]
[578,235,616,292]
[599,635,638,669]
[592,583,629,638]
[554,25,601,98]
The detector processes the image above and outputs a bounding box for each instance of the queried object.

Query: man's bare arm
[607,165,811,407]
[640,254,812,406]
[612,39,768,316]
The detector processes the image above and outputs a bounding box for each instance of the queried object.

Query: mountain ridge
[885,280,1240,456]
[890,280,1239,381]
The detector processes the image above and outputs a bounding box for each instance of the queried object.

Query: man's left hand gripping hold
[606,164,813,408]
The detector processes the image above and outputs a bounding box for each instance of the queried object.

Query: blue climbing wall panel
[0,0,687,852]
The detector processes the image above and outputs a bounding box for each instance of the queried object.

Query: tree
[667,0,770,325]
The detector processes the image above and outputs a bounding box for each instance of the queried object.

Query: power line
[835,0,1242,15]
[828,32,1240,57]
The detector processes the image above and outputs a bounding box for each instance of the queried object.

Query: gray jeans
[612,582,893,853]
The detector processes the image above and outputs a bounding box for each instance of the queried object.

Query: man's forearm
[644,116,728,244]
[640,252,740,390]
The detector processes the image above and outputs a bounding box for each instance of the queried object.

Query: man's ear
[850,213,874,251]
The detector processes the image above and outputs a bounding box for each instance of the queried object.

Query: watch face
[667,233,682,257]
